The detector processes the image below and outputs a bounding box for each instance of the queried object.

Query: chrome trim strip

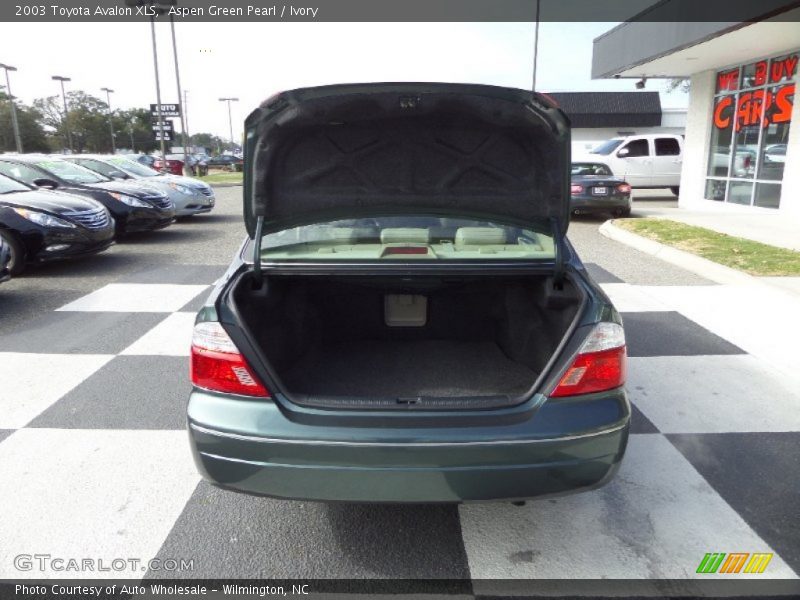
[189,421,626,448]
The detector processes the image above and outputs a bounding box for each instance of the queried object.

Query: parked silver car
[65,155,215,217]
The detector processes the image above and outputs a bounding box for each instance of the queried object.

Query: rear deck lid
[244,83,571,238]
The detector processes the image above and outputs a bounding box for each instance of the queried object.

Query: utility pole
[129,119,136,152]
[0,64,23,153]
[52,75,73,153]
[183,89,190,150]
[219,97,239,150]
[169,14,191,175]
[101,87,116,153]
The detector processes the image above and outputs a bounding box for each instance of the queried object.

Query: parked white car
[577,134,684,194]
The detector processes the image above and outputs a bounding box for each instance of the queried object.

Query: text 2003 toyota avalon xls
[188,83,630,503]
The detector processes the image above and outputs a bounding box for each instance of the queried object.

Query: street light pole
[0,64,23,153]
[218,97,239,149]
[150,15,167,168]
[183,89,190,149]
[52,75,73,153]
[169,14,192,176]
[100,87,116,153]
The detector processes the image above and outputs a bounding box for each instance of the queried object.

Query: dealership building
[592,4,799,214]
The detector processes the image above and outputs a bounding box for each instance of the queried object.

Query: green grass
[616,218,800,276]
[199,172,243,185]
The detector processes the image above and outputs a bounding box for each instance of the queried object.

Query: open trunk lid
[243,83,572,239]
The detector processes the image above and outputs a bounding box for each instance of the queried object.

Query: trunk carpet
[282,340,536,398]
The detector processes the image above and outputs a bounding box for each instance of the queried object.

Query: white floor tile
[0,353,113,429]
[628,355,800,433]
[0,429,200,579]
[120,312,196,357]
[638,284,800,377]
[460,435,797,581]
[600,283,672,313]
[56,284,209,313]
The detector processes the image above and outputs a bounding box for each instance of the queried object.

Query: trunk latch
[396,397,422,405]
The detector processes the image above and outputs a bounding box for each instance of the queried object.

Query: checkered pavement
[0,262,798,584]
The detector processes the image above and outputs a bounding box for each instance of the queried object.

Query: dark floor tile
[117,263,226,285]
[0,311,166,354]
[148,481,471,580]
[669,432,800,575]
[584,263,624,284]
[629,403,659,434]
[622,312,744,357]
[28,356,190,430]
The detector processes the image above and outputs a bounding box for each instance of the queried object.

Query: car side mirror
[110,171,129,180]
[32,178,59,189]
[617,148,630,157]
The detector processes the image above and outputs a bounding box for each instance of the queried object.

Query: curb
[208,182,243,189]
[599,219,767,286]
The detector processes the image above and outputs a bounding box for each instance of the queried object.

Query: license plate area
[592,186,608,195]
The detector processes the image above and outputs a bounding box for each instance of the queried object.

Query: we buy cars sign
[150,103,181,117]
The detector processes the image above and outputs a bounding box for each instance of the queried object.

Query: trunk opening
[229,272,582,408]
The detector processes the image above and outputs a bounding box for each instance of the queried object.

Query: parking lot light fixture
[219,97,239,149]
[52,75,73,153]
[0,63,23,153]
[101,87,116,153]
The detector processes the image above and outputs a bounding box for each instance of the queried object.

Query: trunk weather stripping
[551,216,565,290]
[252,215,265,290]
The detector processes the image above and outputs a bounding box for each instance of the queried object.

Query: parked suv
[579,134,684,195]
[187,83,630,503]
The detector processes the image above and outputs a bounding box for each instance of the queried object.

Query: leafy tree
[0,91,49,152]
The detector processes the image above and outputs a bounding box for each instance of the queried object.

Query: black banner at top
[2,0,800,22]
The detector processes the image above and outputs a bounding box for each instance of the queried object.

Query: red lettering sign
[713,83,794,131]
[770,55,798,83]
[717,69,739,92]
[754,61,768,86]
[714,96,733,129]
[773,83,795,124]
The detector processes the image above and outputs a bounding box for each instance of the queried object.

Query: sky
[1,22,689,140]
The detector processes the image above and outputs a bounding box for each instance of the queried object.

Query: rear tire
[670,186,680,196]
[0,230,26,276]
[614,207,631,218]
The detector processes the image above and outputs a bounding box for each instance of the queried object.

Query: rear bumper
[187,388,630,503]
[570,195,631,213]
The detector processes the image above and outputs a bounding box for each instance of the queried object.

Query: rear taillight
[550,322,626,398]
[190,322,270,397]
[616,183,632,194]
[570,184,583,195]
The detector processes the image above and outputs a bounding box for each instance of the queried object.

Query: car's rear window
[260,216,555,261]
[572,163,613,176]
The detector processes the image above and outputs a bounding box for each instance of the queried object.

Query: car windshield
[107,156,160,177]
[590,139,624,155]
[572,163,613,176]
[36,160,109,184]
[0,173,31,194]
[260,216,555,261]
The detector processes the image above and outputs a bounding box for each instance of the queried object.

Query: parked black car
[570,162,632,217]
[0,235,11,283]
[0,173,115,275]
[206,154,243,171]
[0,156,175,234]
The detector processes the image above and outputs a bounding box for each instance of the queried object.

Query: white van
[578,134,684,194]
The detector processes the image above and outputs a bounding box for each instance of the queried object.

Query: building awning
[592,1,800,79]
[548,92,661,128]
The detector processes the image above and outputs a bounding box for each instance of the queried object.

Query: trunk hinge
[252,215,265,290]
[551,216,565,290]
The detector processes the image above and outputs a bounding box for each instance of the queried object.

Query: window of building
[705,52,796,208]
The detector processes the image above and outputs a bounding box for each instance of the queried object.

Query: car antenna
[531,0,540,92]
